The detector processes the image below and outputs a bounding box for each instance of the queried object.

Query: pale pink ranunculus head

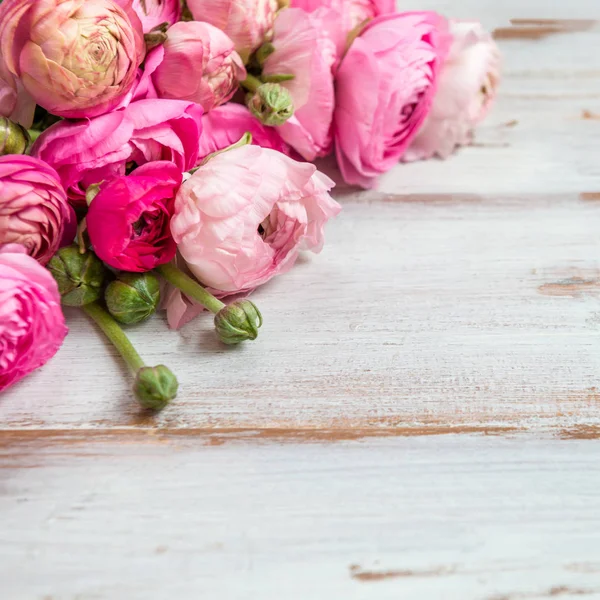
[334,11,451,188]
[292,0,395,32]
[31,99,203,205]
[186,0,278,60]
[0,0,145,119]
[0,244,68,392]
[131,0,181,33]
[152,21,246,112]
[171,145,341,294]
[262,8,338,161]
[198,103,291,162]
[0,156,74,265]
[404,21,502,162]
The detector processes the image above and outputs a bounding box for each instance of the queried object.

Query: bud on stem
[246,82,294,126]
[105,272,161,325]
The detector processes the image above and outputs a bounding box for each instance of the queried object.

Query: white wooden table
[2,1,600,598]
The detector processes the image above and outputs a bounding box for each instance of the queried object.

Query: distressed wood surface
[2,1,600,598]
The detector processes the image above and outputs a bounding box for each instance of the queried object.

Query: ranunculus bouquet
[0,0,500,408]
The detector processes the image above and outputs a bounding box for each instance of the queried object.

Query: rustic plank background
[2,1,600,598]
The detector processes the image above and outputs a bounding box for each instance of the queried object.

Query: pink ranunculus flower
[171,145,341,294]
[0,61,35,129]
[0,244,67,392]
[404,21,502,162]
[0,0,145,119]
[32,99,203,205]
[186,0,278,60]
[292,0,395,32]
[334,11,451,188]
[87,161,181,272]
[0,156,74,266]
[262,8,338,161]
[131,0,181,33]
[152,22,246,112]
[198,103,291,161]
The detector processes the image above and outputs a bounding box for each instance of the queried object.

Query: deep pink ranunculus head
[0,0,145,119]
[152,21,246,112]
[186,0,278,60]
[131,0,181,33]
[262,8,339,161]
[171,145,341,294]
[405,21,502,161]
[31,99,203,205]
[0,156,74,265]
[0,244,68,392]
[87,161,181,272]
[292,0,395,32]
[198,103,291,162]
[334,11,451,188]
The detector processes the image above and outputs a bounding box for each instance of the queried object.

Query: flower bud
[105,273,160,325]
[214,300,263,345]
[0,117,29,155]
[247,83,294,126]
[134,365,179,411]
[47,245,107,307]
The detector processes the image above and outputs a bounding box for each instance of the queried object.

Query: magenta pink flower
[334,11,451,188]
[198,103,291,162]
[186,0,278,59]
[171,145,341,294]
[0,244,67,392]
[262,8,338,161]
[292,0,395,32]
[405,21,502,161]
[0,156,74,266]
[0,0,145,119]
[131,0,181,33]
[152,22,246,112]
[32,99,203,205]
[87,162,181,273]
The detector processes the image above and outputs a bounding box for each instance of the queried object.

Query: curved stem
[83,302,145,373]
[240,73,263,93]
[157,263,225,314]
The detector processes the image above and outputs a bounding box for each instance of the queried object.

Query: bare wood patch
[493,19,596,40]
[538,271,600,298]
[580,192,600,201]
[349,564,456,581]
[582,110,600,120]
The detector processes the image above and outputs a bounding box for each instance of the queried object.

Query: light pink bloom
[262,8,338,161]
[32,99,203,205]
[334,11,451,188]
[0,0,145,119]
[405,21,502,161]
[131,0,181,33]
[292,0,395,32]
[0,244,67,392]
[153,22,246,112]
[171,145,341,294]
[0,156,74,266]
[198,103,290,161]
[0,61,35,128]
[186,0,278,59]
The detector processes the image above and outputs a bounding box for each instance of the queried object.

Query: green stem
[83,302,145,373]
[196,132,252,168]
[240,73,263,93]
[27,129,42,143]
[157,263,225,314]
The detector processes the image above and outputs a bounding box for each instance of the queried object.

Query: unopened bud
[0,117,29,156]
[134,365,178,411]
[247,83,294,126]
[214,300,263,345]
[105,272,160,325]
[47,245,107,307]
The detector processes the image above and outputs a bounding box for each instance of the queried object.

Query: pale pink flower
[131,0,181,33]
[292,0,395,31]
[262,8,338,161]
[186,0,278,59]
[0,244,68,392]
[171,145,341,294]
[0,61,35,128]
[0,0,145,119]
[405,21,502,161]
[152,22,246,112]
[334,11,451,188]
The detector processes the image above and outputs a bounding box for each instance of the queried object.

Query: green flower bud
[134,365,178,411]
[105,272,160,325]
[0,117,30,155]
[214,300,263,345]
[47,245,107,307]
[247,83,294,126]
